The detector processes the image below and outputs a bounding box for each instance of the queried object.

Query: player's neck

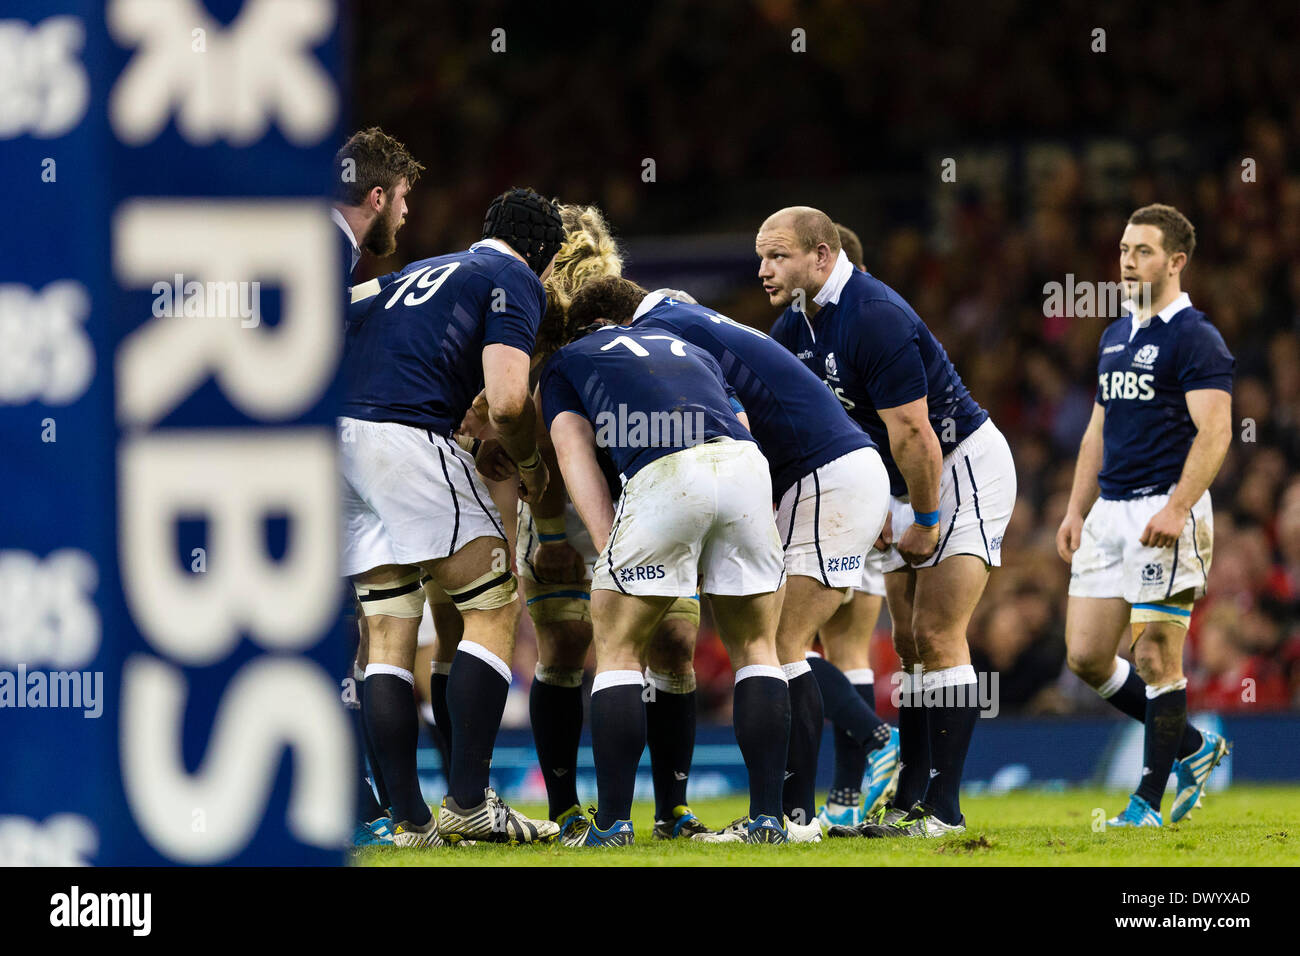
[802,273,831,317]
[334,203,371,248]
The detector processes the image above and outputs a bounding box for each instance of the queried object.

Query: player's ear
[367,184,386,212]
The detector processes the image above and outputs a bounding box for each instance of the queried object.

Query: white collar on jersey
[469,237,519,258]
[810,249,855,310]
[631,289,699,322]
[330,207,361,275]
[632,291,665,321]
[1125,291,1191,341]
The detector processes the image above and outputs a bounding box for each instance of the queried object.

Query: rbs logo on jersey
[1098,370,1155,402]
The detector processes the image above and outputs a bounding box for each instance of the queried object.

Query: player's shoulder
[840,270,921,337]
[1169,304,1232,352]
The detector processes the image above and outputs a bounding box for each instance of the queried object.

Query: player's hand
[1140,502,1185,549]
[518,456,549,505]
[897,521,940,566]
[533,540,587,584]
[459,390,494,439]
[874,511,894,552]
[474,439,516,482]
[1055,511,1084,563]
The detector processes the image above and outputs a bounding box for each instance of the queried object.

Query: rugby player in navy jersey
[517,209,711,841]
[331,127,421,278]
[561,275,895,842]
[338,187,563,846]
[1056,205,1233,827]
[758,206,1017,837]
[329,127,423,847]
[812,223,900,828]
[539,320,790,846]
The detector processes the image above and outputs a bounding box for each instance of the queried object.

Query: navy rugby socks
[529,666,585,819]
[445,643,511,808]
[362,666,430,826]
[733,667,791,821]
[589,671,647,830]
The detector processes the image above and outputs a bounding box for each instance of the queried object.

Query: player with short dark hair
[339,187,562,846]
[541,318,790,847]
[758,205,1017,838]
[331,127,423,275]
[1057,203,1233,827]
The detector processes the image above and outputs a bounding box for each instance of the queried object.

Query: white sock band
[646,667,696,694]
[921,664,977,691]
[734,664,786,684]
[1096,657,1130,698]
[419,701,435,725]
[535,663,584,688]
[844,668,875,685]
[591,669,645,694]
[430,660,452,676]
[1146,677,1188,699]
[457,640,512,684]
[804,650,822,659]
[364,663,413,686]
[782,660,812,680]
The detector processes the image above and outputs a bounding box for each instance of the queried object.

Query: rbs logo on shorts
[618,564,666,583]
[826,555,862,573]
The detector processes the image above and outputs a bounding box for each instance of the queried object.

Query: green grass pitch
[354,785,1299,866]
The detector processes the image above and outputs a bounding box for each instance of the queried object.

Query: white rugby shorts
[592,438,785,597]
[1069,489,1213,605]
[880,418,1016,572]
[776,446,890,590]
[339,417,507,577]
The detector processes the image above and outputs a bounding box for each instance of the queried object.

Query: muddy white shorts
[339,417,506,578]
[592,438,785,598]
[1068,489,1213,605]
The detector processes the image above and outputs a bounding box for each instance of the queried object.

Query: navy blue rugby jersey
[770,251,987,496]
[632,291,874,500]
[540,325,754,481]
[1094,294,1234,500]
[341,240,546,432]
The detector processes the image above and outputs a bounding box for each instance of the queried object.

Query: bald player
[758,207,1016,837]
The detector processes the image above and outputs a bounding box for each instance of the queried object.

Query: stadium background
[343,0,1300,796]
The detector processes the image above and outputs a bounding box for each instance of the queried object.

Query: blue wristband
[913,509,940,528]
[537,532,566,543]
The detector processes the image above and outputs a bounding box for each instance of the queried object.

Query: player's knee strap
[354,570,425,619]
[663,596,701,626]
[1131,599,1193,629]
[445,569,517,611]
[526,587,591,625]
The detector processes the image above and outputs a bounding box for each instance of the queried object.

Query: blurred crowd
[354,0,1300,719]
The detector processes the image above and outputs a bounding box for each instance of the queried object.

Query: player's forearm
[1066,429,1103,517]
[560,459,615,552]
[529,443,568,521]
[1168,420,1231,512]
[489,395,539,466]
[889,424,942,512]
